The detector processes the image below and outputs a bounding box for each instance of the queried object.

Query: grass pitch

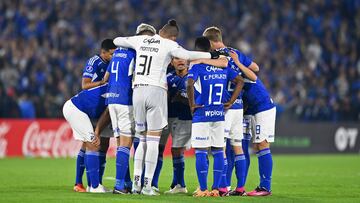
[0,155,359,203]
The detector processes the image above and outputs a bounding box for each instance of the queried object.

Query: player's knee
[81,142,86,150]
[147,130,162,137]
[256,140,270,151]
[119,136,133,148]
[232,145,244,155]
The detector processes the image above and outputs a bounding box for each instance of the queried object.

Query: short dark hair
[161,19,179,38]
[101,39,116,51]
[195,36,211,52]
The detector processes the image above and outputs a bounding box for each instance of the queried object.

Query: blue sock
[85,151,100,188]
[257,148,273,191]
[115,147,130,190]
[234,154,246,188]
[98,152,106,184]
[171,156,178,187]
[124,166,132,189]
[195,150,208,191]
[173,155,185,187]
[84,154,91,187]
[152,145,165,188]
[219,158,228,188]
[211,149,224,190]
[242,138,251,183]
[75,149,85,185]
[225,140,234,187]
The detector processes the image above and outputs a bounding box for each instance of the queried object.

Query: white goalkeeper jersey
[113,34,211,90]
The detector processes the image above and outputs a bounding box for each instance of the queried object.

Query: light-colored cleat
[89,185,107,193]
[86,186,90,192]
[164,184,188,194]
[131,182,141,195]
[141,187,160,196]
[193,189,210,197]
[152,186,160,193]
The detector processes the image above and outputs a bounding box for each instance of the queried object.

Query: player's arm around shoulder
[190,56,228,68]
[113,35,142,49]
[229,50,257,81]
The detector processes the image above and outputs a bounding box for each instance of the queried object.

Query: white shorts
[243,115,254,141]
[224,109,244,146]
[63,100,95,142]
[172,120,192,148]
[133,86,168,132]
[160,117,178,145]
[109,104,134,138]
[252,107,276,143]
[191,121,225,148]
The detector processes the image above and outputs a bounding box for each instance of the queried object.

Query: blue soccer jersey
[188,64,238,123]
[71,84,108,119]
[82,55,109,82]
[167,71,192,121]
[167,66,178,118]
[243,78,275,115]
[106,48,136,105]
[222,47,253,110]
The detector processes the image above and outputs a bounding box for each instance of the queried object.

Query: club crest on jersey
[85,66,93,72]
[143,38,160,45]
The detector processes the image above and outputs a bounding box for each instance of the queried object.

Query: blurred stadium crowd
[0,0,359,121]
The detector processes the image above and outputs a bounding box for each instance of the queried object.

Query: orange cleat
[193,189,211,197]
[73,184,86,192]
[210,189,220,197]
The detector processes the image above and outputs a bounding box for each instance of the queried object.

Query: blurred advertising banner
[272,121,360,153]
[0,119,192,158]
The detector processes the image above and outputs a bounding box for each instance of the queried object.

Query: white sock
[133,134,146,188]
[144,135,160,189]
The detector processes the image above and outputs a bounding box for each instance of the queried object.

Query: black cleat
[113,187,131,195]
[225,189,247,196]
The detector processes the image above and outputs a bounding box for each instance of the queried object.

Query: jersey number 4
[137,55,153,75]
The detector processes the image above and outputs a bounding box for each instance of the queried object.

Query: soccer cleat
[73,184,86,192]
[86,186,90,192]
[225,189,247,196]
[164,184,188,194]
[89,185,107,193]
[152,186,160,193]
[218,188,228,197]
[247,186,272,196]
[131,182,142,195]
[113,187,131,195]
[210,189,220,197]
[193,189,211,197]
[141,187,160,196]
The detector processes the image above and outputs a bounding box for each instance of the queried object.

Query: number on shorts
[256,125,261,134]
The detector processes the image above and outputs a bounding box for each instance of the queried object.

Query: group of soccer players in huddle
[63,19,276,197]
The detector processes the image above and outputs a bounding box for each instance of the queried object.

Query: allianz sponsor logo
[195,136,209,140]
[205,110,224,117]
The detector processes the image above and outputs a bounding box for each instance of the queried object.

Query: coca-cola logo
[22,121,82,158]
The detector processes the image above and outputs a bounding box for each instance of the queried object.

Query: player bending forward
[113,20,225,196]
[63,84,109,193]
[187,37,244,197]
